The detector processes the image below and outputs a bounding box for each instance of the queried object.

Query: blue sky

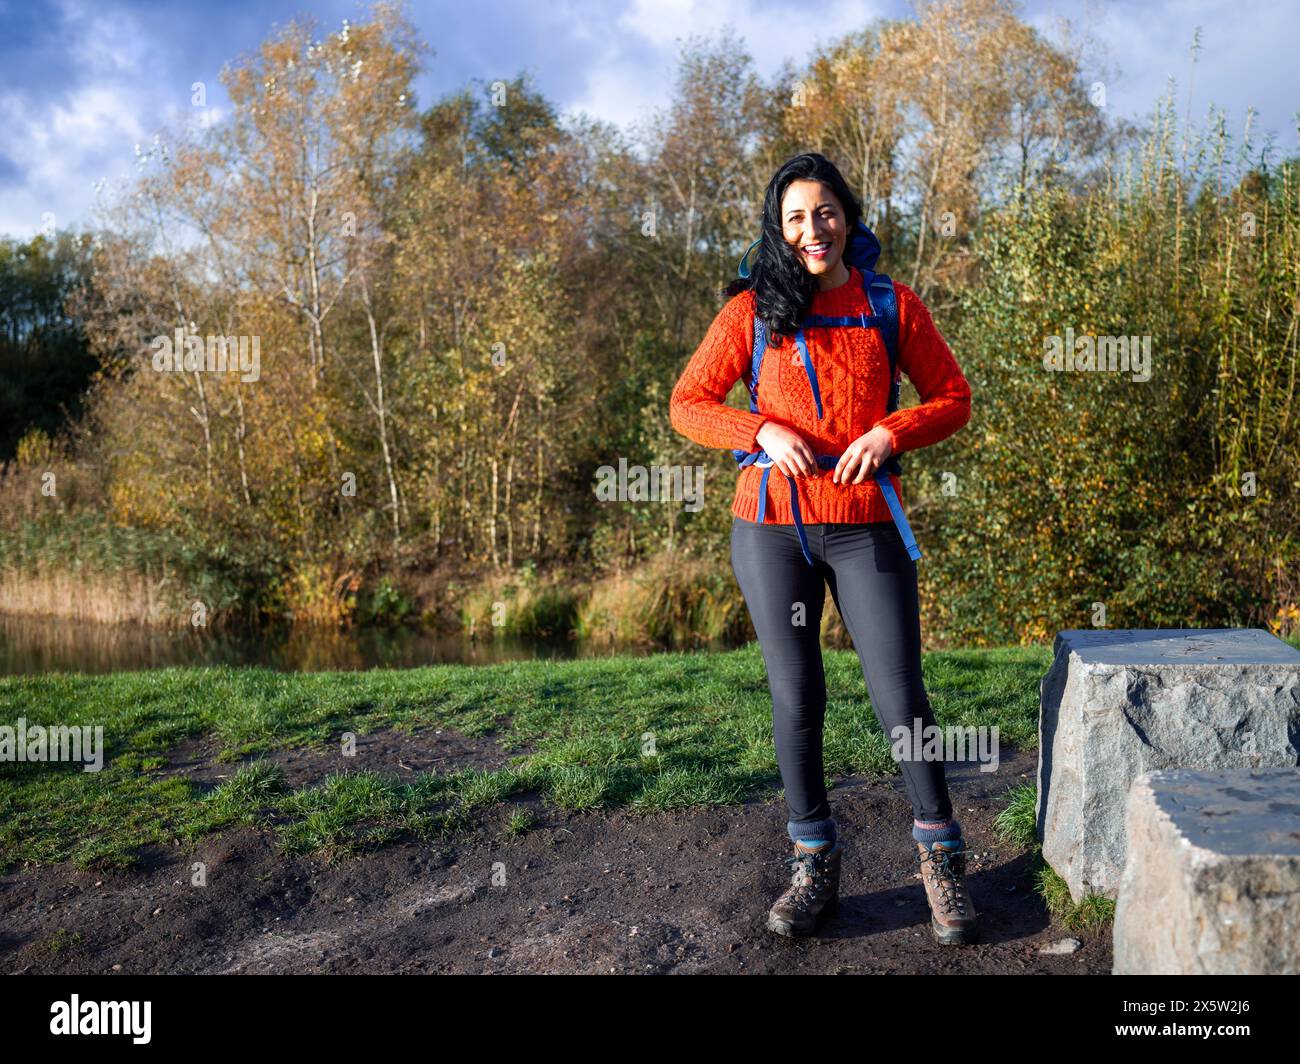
[0,0,1294,239]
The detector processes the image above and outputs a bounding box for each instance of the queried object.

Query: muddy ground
[1,728,1111,974]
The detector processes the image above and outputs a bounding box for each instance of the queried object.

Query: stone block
[1113,767,1300,974]
[1036,628,1300,900]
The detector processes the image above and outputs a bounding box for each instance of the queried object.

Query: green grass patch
[993,780,1117,932]
[503,806,538,838]
[0,643,1052,869]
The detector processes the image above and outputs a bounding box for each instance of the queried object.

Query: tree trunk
[360,272,402,548]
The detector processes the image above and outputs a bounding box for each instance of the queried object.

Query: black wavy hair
[722,152,863,344]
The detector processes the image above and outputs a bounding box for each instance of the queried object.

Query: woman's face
[780,179,848,281]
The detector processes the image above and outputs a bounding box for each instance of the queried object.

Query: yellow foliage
[15,428,54,467]
[107,459,174,529]
[1268,603,1300,639]
[1018,618,1051,646]
[280,561,361,626]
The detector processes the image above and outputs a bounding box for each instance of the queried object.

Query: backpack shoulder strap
[865,271,904,477]
[730,308,768,466]
[746,311,767,414]
[866,272,900,413]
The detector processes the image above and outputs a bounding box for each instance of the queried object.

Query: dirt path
[0,735,1111,974]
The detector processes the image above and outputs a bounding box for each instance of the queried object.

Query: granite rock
[1036,629,1300,900]
[1113,767,1300,974]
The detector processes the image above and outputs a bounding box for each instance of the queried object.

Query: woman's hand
[755,421,817,479]
[833,426,893,484]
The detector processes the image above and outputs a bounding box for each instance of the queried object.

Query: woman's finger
[853,450,878,484]
[837,447,857,481]
[798,442,817,477]
[836,449,860,484]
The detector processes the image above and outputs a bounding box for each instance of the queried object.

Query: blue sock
[788,817,836,847]
[912,818,963,849]
[795,837,830,849]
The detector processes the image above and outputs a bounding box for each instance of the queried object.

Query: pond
[0,612,681,675]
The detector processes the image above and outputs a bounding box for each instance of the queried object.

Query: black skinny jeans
[730,515,954,828]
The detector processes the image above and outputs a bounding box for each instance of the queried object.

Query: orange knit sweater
[669,265,971,525]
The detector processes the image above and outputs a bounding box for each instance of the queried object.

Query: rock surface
[1036,628,1300,900]
[1113,767,1300,974]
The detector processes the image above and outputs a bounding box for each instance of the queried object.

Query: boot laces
[917,845,969,915]
[782,849,830,911]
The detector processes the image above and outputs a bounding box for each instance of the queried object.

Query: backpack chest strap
[743,453,920,565]
[801,312,888,329]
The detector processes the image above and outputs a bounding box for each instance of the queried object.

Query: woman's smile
[781,178,849,289]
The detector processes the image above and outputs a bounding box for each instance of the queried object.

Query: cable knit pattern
[669,265,972,526]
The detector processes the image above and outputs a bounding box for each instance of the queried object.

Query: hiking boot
[915,841,978,945]
[766,839,842,937]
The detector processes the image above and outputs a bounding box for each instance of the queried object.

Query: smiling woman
[671,153,972,531]
[781,179,852,290]
[669,151,977,944]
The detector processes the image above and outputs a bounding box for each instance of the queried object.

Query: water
[0,613,670,675]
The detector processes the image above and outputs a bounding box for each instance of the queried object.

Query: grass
[8,636,1296,934]
[993,780,1117,932]
[40,928,85,954]
[0,642,1052,871]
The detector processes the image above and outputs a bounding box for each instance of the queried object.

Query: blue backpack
[729,219,921,565]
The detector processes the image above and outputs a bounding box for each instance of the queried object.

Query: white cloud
[618,0,887,63]
[1026,0,1295,146]
[0,0,170,238]
[61,0,153,74]
[563,0,890,136]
